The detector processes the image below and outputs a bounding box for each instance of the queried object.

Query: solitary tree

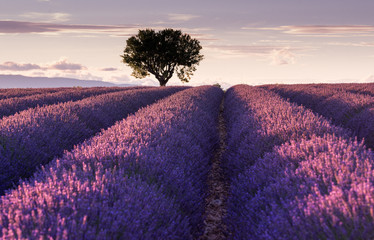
[121,28,203,86]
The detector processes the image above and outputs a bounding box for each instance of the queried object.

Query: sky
[1,0,374,87]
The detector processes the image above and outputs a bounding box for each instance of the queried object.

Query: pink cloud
[190,33,219,42]
[328,41,374,47]
[0,20,138,34]
[0,59,87,72]
[359,75,374,83]
[167,14,199,22]
[206,45,300,65]
[206,45,304,56]
[207,45,280,55]
[270,48,296,65]
[280,25,374,35]
[0,62,42,71]
[246,25,374,35]
[100,67,119,71]
[49,58,86,71]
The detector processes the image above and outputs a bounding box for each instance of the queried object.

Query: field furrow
[199,96,229,240]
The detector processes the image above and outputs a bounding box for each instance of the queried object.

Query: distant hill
[0,75,135,88]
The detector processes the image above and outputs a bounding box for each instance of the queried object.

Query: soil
[198,97,229,240]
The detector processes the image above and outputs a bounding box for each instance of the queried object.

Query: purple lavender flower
[0,86,186,194]
[0,86,222,238]
[263,84,374,149]
[224,84,374,239]
[0,86,144,119]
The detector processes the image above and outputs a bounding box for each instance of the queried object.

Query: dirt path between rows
[198,97,229,240]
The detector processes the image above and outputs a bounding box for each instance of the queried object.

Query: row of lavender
[0,86,186,195]
[0,86,140,119]
[267,82,374,96]
[263,84,374,149]
[0,86,223,239]
[0,87,68,100]
[224,85,374,239]
[311,82,374,96]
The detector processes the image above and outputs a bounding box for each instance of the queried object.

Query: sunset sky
[1,0,374,87]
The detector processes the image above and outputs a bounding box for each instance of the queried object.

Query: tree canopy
[121,28,203,86]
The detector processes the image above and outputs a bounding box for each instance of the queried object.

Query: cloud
[359,75,374,83]
[0,58,87,72]
[270,47,296,65]
[20,12,71,22]
[245,25,374,36]
[100,67,119,71]
[328,41,374,47]
[0,62,42,71]
[49,58,87,71]
[49,72,103,81]
[0,20,138,35]
[206,45,300,65]
[206,45,277,55]
[281,25,374,35]
[109,75,158,86]
[206,44,303,56]
[190,33,219,42]
[168,14,199,22]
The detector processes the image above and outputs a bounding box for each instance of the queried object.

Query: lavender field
[0,84,373,239]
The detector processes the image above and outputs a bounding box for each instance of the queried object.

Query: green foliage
[121,28,203,86]
[213,83,222,89]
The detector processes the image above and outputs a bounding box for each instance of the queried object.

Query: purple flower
[224,84,374,239]
[0,86,186,194]
[0,85,223,239]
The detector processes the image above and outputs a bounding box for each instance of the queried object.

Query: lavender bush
[0,86,223,238]
[223,84,349,179]
[309,82,374,96]
[1,168,190,239]
[0,86,134,119]
[231,135,374,239]
[0,86,185,194]
[0,87,66,100]
[344,82,374,96]
[224,84,374,239]
[263,84,374,149]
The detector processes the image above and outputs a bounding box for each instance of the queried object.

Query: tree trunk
[158,77,168,87]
